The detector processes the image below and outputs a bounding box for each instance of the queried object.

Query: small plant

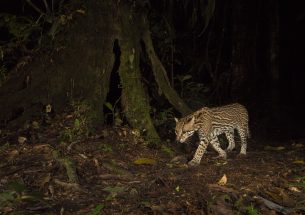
[161,145,174,157]
[289,175,305,188]
[60,101,92,142]
[0,181,44,212]
[245,204,262,215]
[104,98,122,126]
[99,144,113,153]
[88,203,104,215]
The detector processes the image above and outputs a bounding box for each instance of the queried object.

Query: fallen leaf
[76,9,86,15]
[215,160,228,166]
[8,149,19,157]
[46,104,52,113]
[289,186,301,192]
[292,160,305,165]
[32,121,40,129]
[102,161,132,176]
[218,174,227,186]
[18,136,27,144]
[79,153,88,159]
[264,146,285,151]
[134,158,156,165]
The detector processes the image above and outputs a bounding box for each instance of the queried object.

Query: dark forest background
[0,0,305,140]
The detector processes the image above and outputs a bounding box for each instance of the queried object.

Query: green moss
[118,14,160,143]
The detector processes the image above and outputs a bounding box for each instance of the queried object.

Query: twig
[54,179,82,191]
[42,0,51,13]
[25,0,45,15]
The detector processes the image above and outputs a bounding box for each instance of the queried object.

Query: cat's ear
[184,116,195,130]
[189,116,195,125]
[174,117,179,123]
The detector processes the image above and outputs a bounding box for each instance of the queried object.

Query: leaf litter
[0,110,304,214]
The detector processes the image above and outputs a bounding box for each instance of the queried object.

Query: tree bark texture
[0,0,117,126]
[118,2,160,143]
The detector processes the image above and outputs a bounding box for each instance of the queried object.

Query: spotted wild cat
[175,103,250,166]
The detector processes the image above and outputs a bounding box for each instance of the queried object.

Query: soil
[0,110,304,215]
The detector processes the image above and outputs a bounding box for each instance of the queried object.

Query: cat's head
[174,116,195,143]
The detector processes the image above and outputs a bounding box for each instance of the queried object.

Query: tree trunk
[0,0,189,143]
[117,2,160,143]
[0,0,117,126]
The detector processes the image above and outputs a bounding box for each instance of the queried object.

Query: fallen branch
[254,195,289,215]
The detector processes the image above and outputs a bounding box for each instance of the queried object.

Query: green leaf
[8,181,26,194]
[161,145,174,157]
[245,204,262,215]
[74,119,81,129]
[88,204,104,215]
[0,191,15,202]
[104,102,114,111]
[293,160,305,165]
[134,158,156,165]
[182,75,192,82]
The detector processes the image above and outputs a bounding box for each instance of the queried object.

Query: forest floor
[0,109,304,215]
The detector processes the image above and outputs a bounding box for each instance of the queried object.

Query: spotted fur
[175,103,250,166]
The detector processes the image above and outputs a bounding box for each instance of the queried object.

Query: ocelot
[175,103,250,166]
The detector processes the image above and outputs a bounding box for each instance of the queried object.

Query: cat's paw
[187,160,200,167]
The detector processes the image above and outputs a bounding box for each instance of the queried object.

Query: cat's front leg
[188,140,208,166]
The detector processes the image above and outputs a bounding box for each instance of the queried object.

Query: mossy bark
[118,2,160,143]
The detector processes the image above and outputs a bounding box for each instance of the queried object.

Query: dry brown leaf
[264,146,285,151]
[8,149,19,157]
[218,174,227,186]
[288,186,301,192]
[292,160,305,164]
[18,136,27,144]
[76,9,86,14]
[134,158,156,165]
